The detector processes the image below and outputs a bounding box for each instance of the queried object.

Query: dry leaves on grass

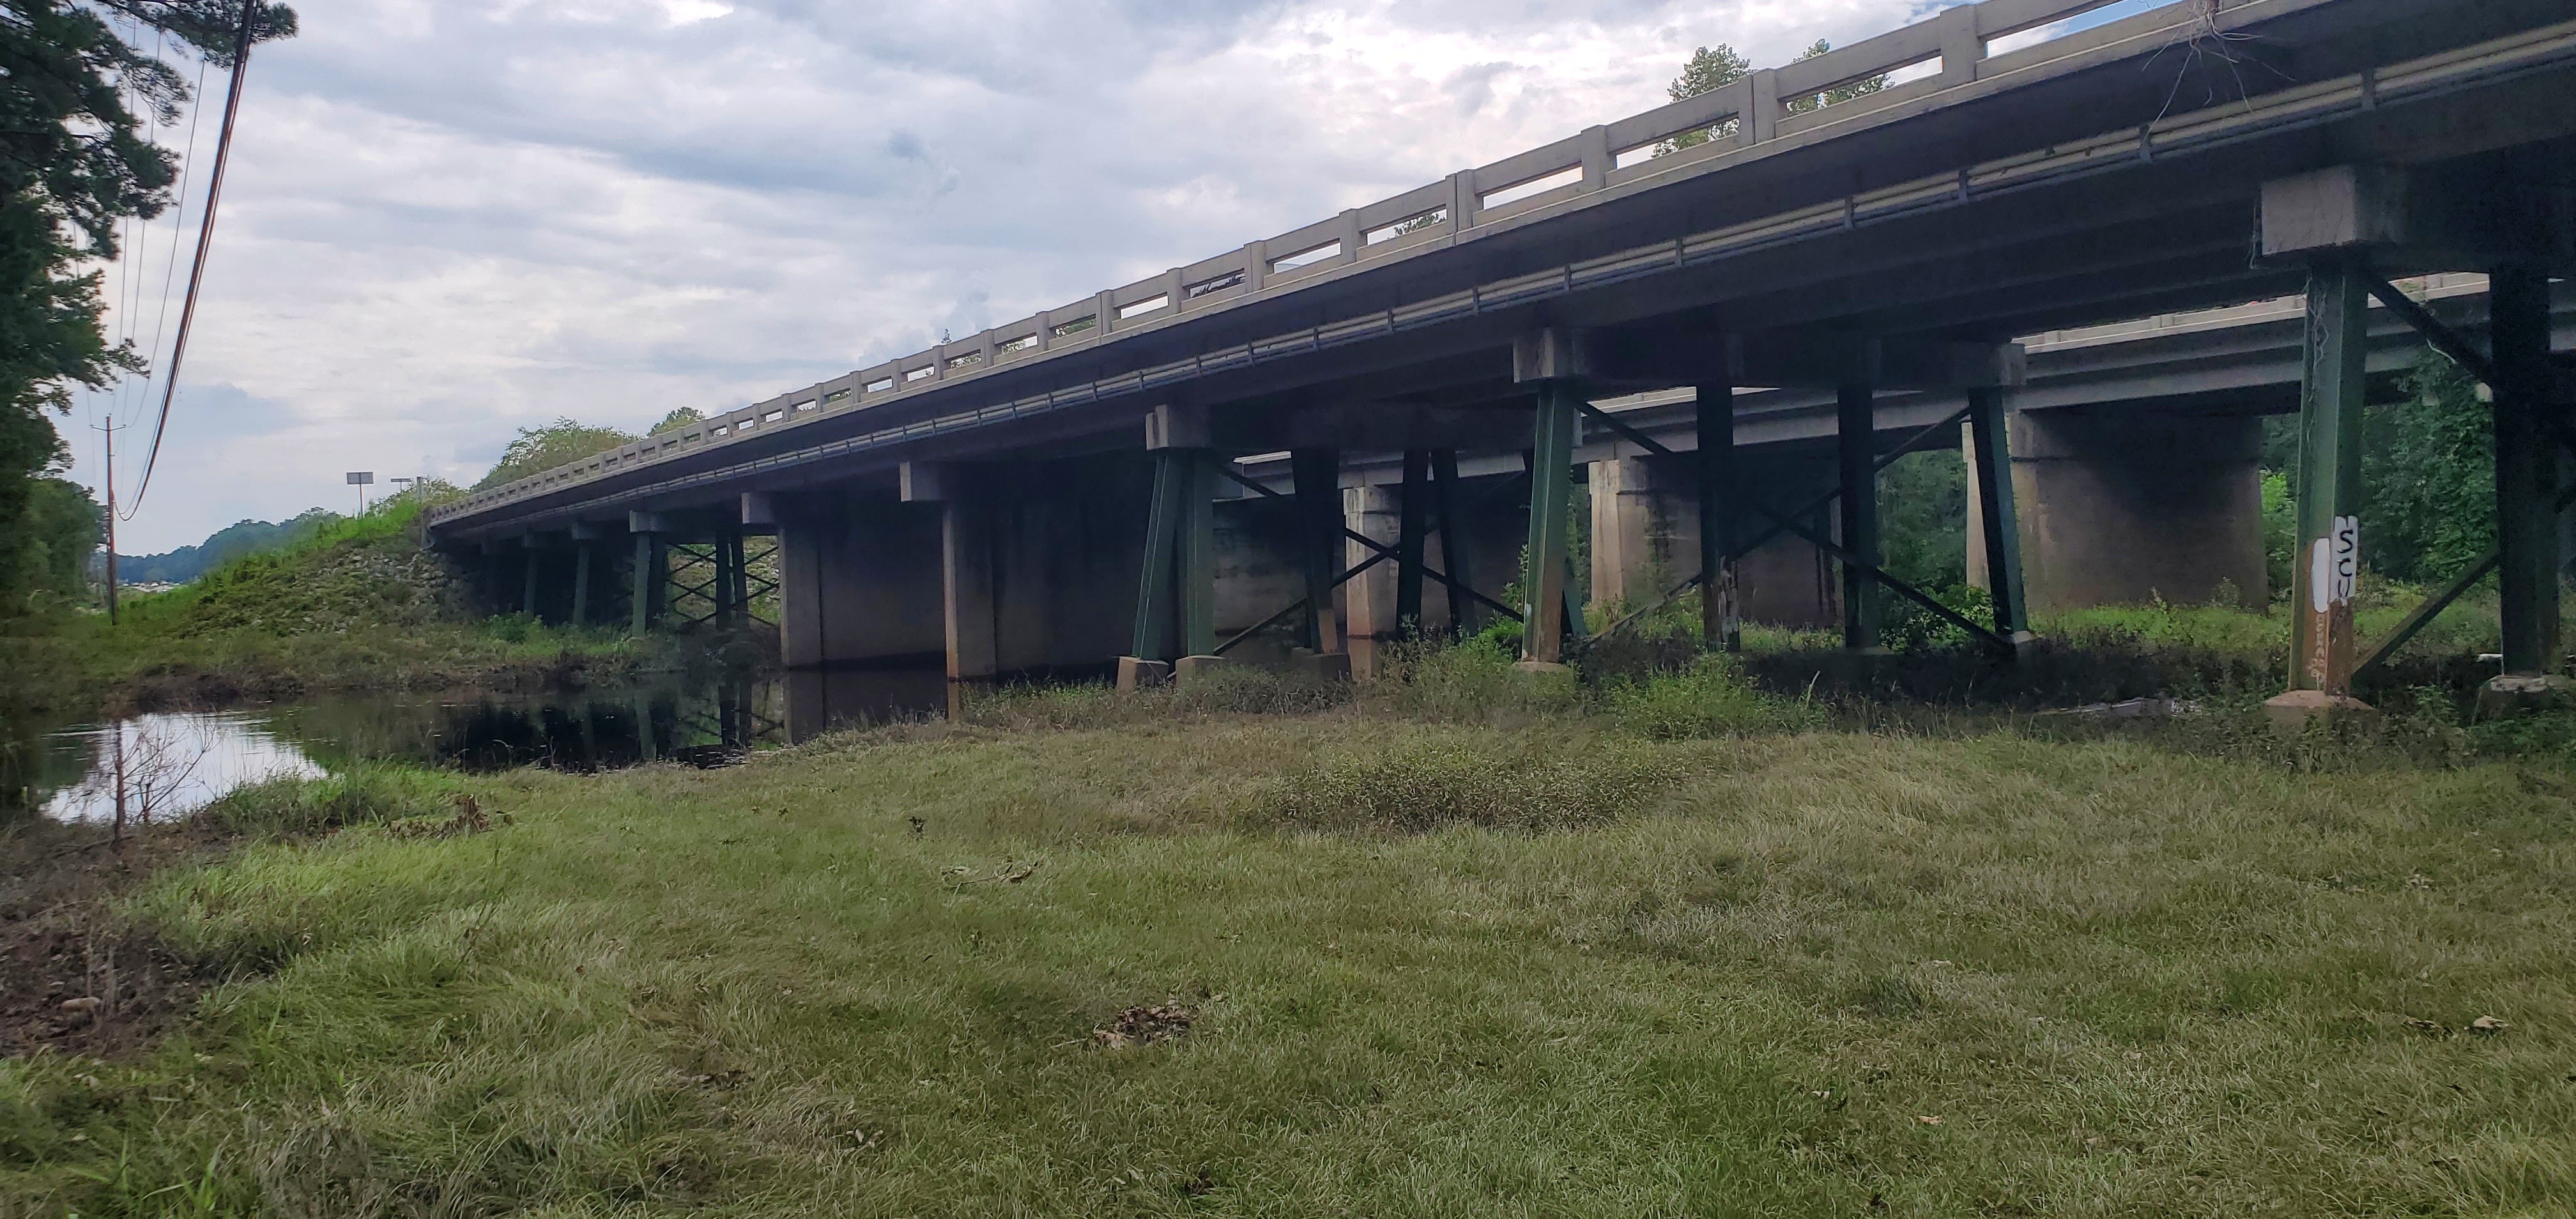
[1093,1001,1195,1048]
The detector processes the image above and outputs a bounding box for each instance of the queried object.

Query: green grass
[6,660,2573,1216]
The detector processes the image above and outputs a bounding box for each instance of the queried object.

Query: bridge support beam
[520,542,540,619]
[1128,447,1219,673]
[1837,379,1883,652]
[2266,257,2375,726]
[1291,448,1346,654]
[1432,450,1473,638]
[571,541,593,626]
[1521,381,1579,666]
[629,511,669,634]
[2481,262,2570,714]
[1965,388,2034,647]
[1698,381,1740,652]
[1395,449,1430,637]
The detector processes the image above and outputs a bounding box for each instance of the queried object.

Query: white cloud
[70,0,1977,550]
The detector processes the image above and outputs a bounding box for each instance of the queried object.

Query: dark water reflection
[3,664,948,825]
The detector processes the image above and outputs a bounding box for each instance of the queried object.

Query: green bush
[1607,654,1826,739]
[1370,638,1583,723]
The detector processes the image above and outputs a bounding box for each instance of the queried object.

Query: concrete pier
[2009,409,2267,611]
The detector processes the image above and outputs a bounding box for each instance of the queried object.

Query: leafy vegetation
[472,417,640,490]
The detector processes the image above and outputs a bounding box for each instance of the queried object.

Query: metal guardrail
[427,0,2563,529]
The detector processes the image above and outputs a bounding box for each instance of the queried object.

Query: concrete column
[2011,410,2267,613]
[988,452,1153,676]
[1209,489,1306,646]
[942,496,998,717]
[776,492,946,669]
[776,504,826,668]
[1588,455,1689,613]
[1343,483,1400,641]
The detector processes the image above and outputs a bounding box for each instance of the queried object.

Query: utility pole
[93,415,125,625]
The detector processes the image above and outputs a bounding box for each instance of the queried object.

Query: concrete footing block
[2260,689,2375,733]
[1513,660,1573,675]
[1174,655,1233,682]
[1116,657,1172,693]
[1290,651,1353,682]
[2474,673,2576,721]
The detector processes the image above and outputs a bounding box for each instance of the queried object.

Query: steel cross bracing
[424,0,2576,540]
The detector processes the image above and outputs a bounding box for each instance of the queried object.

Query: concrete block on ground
[1116,657,1172,692]
[1174,655,1234,682]
[2474,673,2576,722]
[2260,689,2376,733]
[1291,651,1353,682]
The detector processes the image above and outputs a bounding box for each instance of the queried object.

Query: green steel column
[1522,383,1578,663]
[1696,380,1739,652]
[1131,450,1186,661]
[1432,450,1471,638]
[2285,259,2370,698]
[631,532,655,634]
[645,535,668,626]
[711,535,735,628]
[1395,449,1430,636]
[521,544,540,618]
[1966,387,2031,642]
[1836,379,1882,651]
[571,542,593,626]
[2492,263,2560,678]
[1290,448,1344,651]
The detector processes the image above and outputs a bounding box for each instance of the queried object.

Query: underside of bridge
[427,0,2576,728]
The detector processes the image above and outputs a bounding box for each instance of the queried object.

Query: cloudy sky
[66,0,2152,551]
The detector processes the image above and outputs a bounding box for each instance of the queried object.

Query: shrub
[1607,655,1826,739]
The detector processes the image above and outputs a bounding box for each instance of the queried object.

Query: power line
[123,45,213,496]
[127,2,258,517]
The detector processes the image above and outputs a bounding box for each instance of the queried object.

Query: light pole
[347,470,374,515]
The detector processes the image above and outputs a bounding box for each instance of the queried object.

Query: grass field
[5,657,2573,1217]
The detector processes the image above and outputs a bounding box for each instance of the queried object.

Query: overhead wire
[131,47,213,496]
[127,1,259,517]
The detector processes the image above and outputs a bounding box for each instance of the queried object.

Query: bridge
[422,0,2576,723]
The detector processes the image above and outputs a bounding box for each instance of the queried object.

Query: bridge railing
[432,0,2219,525]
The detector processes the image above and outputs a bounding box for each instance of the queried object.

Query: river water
[2,665,951,828]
